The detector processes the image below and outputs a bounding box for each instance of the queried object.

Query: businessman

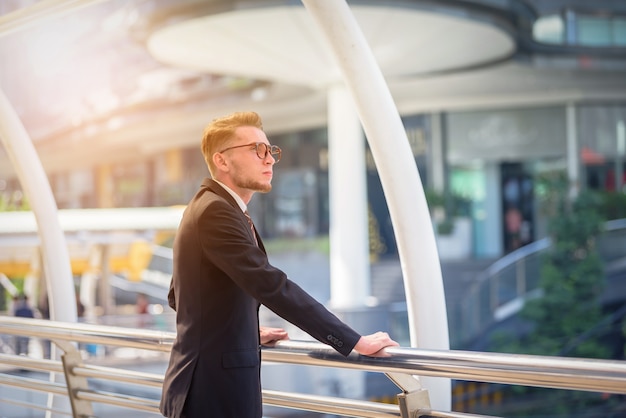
[160,111,398,418]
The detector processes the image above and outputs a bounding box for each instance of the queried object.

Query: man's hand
[260,326,289,346]
[353,331,399,357]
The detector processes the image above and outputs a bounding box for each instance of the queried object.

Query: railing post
[398,389,431,418]
[387,373,431,417]
[60,344,94,418]
[516,259,526,298]
[490,272,499,313]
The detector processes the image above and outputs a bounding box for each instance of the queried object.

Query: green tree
[0,191,30,212]
[489,174,613,417]
[494,174,610,359]
[521,187,609,359]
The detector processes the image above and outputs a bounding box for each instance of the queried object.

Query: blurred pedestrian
[136,293,152,328]
[13,294,34,356]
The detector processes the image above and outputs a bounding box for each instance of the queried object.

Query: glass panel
[273,169,318,238]
[578,16,612,46]
[450,165,484,258]
[614,18,626,46]
[578,105,626,192]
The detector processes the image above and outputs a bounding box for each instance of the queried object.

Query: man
[13,294,34,355]
[160,111,398,418]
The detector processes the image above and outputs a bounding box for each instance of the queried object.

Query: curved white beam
[0,90,76,323]
[0,0,107,37]
[301,0,451,410]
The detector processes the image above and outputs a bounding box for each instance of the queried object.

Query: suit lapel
[203,178,266,253]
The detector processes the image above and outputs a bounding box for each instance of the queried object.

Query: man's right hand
[353,331,399,357]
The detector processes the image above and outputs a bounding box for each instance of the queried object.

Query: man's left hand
[260,326,289,345]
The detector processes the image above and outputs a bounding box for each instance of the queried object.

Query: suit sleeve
[196,200,361,356]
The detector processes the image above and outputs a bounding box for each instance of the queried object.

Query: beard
[234,175,272,193]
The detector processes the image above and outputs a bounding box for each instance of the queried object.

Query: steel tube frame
[263,389,401,417]
[264,341,626,395]
[0,91,76,325]
[1,318,626,417]
[2,317,625,396]
[301,0,450,409]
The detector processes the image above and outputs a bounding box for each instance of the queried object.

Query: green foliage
[489,173,616,416]
[424,188,445,209]
[425,189,471,235]
[424,188,471,217]
[520,175,609,359]
[598,190,626,220]
[0,192,30,212]
[436,218,455,235]
[493,173,611,359]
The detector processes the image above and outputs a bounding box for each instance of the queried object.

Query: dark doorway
[501,162,534,253]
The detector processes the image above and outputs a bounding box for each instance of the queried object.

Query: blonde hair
[201,111,264,176]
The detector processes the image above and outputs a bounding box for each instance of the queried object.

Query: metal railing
[455,219,626,346]
[0,316,625,417]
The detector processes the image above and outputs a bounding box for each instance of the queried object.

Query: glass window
[541,11,626,47]
[578,105,626,192]
[578,15,612,46]
[614,17,626,46]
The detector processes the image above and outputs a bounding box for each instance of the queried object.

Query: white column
[430,113,445,191]
[327,85,370,308]
[566,103,580,199]
[303,0,450,410]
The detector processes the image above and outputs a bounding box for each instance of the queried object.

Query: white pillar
[80,245,102,321]
[566,103,580,199]
[302,0,450,410]
[327,85,370,308]
[430,113,445,191]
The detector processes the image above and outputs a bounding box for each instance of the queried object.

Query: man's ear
[213,152,229,172]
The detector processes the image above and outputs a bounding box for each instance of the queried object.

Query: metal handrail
[72,364,164,388]
[457,218,626,346]
[263,389,400,417]
[265,341,626,395]
[0,316,173,351]
[3,317,625,394]
[0,317,625,417]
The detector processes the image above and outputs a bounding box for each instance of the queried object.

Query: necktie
[244,211,258,246]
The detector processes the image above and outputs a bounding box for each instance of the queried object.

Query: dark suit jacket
[160,178,361,418]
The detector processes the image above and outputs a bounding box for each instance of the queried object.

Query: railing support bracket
[61,349,94,418]
[398,388,431,418]
[386,372,432,417]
